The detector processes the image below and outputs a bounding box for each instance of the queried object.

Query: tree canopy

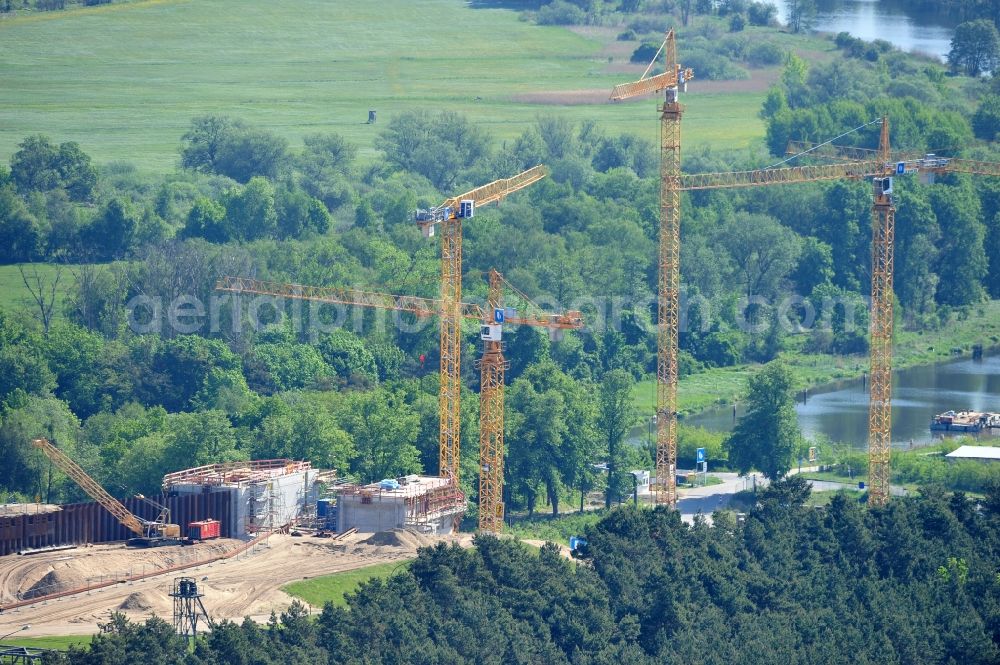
[725,361,802,479]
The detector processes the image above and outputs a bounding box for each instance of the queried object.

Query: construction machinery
[609,29,693,506]
[678,115,1000,505]
[477,269,584,533]
[415,165,547,483]
[216,273,583,531]
[30,438,183,546]
[673,120,896,503]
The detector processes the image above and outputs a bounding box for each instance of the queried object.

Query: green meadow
[0,0,766,172]
[0,634,88,651]
[0,263,77,319]
[283,560,411,608]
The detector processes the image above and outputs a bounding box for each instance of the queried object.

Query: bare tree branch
[18,263,62,335]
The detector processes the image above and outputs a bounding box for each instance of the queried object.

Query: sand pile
[362,529,431,549]
[118,591,155,611]
[23,568,75,599]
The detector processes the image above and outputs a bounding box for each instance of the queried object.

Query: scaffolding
[404,481,466,530]
[246,482,283,535]
[337,477,466,533]
[162,460,312,490]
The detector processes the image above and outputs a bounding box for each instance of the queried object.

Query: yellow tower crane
[477,269,584,533]
[609,29,693,506]
[777,129,1000,504]
[678,119,895,503]
[677,117,1000,505]
[215,273,582,530]
[415,166,548,483]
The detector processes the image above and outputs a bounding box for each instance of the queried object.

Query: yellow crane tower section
[676,119,898,504]
[477,269,584,533]
[609,29,693,506]
[216,274,583,532]
[415,165,547,484]
[31,438,181,545]
[779,129,1000,505]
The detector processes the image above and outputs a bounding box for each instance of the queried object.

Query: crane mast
[415,166,547,483]
[217,271,582,531]
[477,270,508,534]
[476,269,584,533]
[868,119,895,506]
[610,29,693,506]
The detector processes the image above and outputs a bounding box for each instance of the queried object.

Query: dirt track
[0,532,461,637]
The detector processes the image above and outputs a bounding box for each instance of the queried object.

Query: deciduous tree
[599,369,637,507]
[948,19,1000,76]
[724,361,801,479]
[339,387,421,482]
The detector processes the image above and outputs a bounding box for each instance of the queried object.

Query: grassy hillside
[0,0,766,171]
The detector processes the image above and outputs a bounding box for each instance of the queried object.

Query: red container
[188,519,221,540]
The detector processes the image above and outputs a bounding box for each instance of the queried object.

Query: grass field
[0,634,88,651]
[0,263,77,319]
[282,560,411,608]
[0,0,766,172]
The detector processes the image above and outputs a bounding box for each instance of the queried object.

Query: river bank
[632,300,1000,417]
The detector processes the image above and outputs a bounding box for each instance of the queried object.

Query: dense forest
[2,1,1000,517]
[46,481,1000,664]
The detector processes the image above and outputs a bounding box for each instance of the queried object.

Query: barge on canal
[930,410,1000,433]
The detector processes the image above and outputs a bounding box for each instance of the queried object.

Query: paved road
[673,469,905,524]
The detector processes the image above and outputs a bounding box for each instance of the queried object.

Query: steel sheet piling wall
[0,492,234,556]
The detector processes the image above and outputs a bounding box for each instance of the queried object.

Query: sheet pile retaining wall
[0,492,233,556]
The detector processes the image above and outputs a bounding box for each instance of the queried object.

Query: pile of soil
[23,569,74,599]
[118,591,154,611]
[362,528,432,549]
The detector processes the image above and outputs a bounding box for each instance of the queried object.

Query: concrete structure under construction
[336,476,465,535]
[163,460,325,537]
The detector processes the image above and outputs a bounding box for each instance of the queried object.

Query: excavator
[31,438,183,547]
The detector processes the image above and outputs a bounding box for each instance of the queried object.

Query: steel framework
[438,218,463,485]
[170,577,210,639]
[476,270,510,533]
[417,167,548,483]
[868,198,895,504]
[610,29,692,505]
[31,438,146,536]
[656,92,682,507]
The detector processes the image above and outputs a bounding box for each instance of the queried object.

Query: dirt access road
[0,531,457,638]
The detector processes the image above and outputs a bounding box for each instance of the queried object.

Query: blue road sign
[696,447,705,463]
[896,162,905,175]
[494,308,505,324]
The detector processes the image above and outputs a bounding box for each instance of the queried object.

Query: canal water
[775,0,958,61]
[685,352,1000,448]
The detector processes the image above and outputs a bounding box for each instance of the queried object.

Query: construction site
[3,22,999,655]
[0,447,469,640]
